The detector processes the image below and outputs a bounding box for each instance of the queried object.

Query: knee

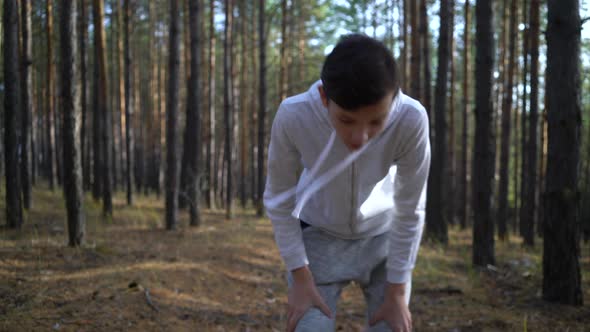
[295,308,335,332]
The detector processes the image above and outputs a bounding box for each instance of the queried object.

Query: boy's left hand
[368,283,412,332]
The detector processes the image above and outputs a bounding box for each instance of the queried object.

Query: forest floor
[0,187,589,332]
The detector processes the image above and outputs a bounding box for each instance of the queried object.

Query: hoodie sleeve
[263,105,308,272]
[387,108,431,284]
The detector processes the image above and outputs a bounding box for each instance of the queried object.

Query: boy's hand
[368,283,412,332]
[287,266,332,332]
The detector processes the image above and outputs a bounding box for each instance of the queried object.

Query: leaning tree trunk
[3,0,23,229]
[497,0,517,242]
[426,0,452,244]
[165,0,181,230]
[92,0,112,216]
[543,0,583,306]
[256,0,266,217]
[60,0,85,247]
[20,0,32,210]
[472,0,496,267]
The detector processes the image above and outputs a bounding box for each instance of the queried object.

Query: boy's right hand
[286,266,332,332]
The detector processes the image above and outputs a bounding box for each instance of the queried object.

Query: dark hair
[320,34,399,111]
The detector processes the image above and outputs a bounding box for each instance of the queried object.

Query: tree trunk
[279,0,288,102]
[419,0,431,118]
[447,3,456,226]
[116,0,125,195]
[520,0,533,241]
[472,0,496,267]
[124,0,133,205]
[3,0,23,228]
[409,0,420,99]
[79,0,89,191]
[20,0,32,210]
[400,0,408,90]
[497,0,517,242]
[206,0,217,209]
[239,0,248,208]
[520,0,539,246]
[60,0,85,246]
[459,0,470,230]
[543,0,583,306]
[165,0,181,230]
[92,0,112,216]
[426,0,452,243]
[181,0,202,226]
[224,0,234,219]
[256,0,266,217]
[47,0,57,191]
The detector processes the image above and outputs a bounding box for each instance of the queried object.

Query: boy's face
[319,85,393,151]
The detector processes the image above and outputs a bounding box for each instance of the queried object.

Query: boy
[264,34,430,332]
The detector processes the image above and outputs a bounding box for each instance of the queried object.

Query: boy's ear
[318,85,329,108]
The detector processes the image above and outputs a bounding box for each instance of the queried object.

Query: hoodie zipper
[349,161,356,234]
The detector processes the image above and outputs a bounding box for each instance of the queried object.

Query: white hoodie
[263,80,431,284]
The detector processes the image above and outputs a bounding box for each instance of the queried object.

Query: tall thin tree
[497,0,517,241]
[3,0,23,228]
[20,0,32,210]
[223,0,234,219]
[165,0,181,230]
[543,0,583,306]
[124,0,133,205]
[79,0,89,191]
[409,0,421,99]
[426,0,453,243]
[206,0,217,209]
[256,0,266,217]
[181,0,202,226]
[472,0,495,267]
[459,0,470,230]
[47,0,57,190]
[60,0,85,246]
[92,0,112,216]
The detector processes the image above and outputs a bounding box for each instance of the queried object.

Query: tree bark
[472,0,496,267]
[459,0,470,230]
[3,0,23,228]
[79,0,90,191]
[206,0,217,209]
[20,0,32,210]
[522,0,538,243]
[60,0,85,246]
[419,0,431,118]
[426,0,452,244]
[543,0,583,306]
[124,0,134,205]
[181,0,202,226]
[47,0,57,191]
[409,0,420,99]
[256,0,267,217]
[224,0,234,219]
[497,0,517,242]
[279,0,288,102]
[92,0,112,216]
[165,0,181,230]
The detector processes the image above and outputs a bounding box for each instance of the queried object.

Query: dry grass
[0,186,589,331]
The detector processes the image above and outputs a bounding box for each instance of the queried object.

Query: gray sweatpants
[287,226,412,332]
